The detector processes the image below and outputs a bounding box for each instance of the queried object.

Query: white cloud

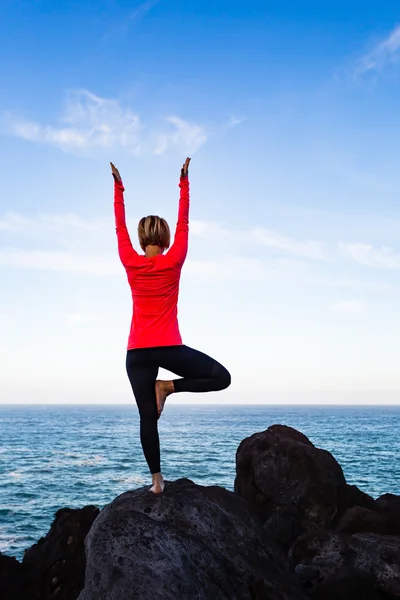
[65,313,102,324]
[323,276,391,291]
[0,211,108,235]
[186,256,266,282]
[2,212,393,291]
[251,227,329,261]
[0,245,283,282]
[329,300,364,314]
[192,219,329,261]
[65,313,123,324]
[128,0,159,22]
[102,0,159,40]
[227,115,246,128]
[0,249,120,275]
[2,90,209,155]
[153,116,209,155]
[358,25,400,74]
[1,212,330,262]
[340,241,400,269]
[190,220,232,238]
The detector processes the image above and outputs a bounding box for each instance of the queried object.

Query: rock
[376,493,400,513]
[0,552,41,600]
[335,494,400,536]
[234,425,346,539]
[78,478,308,600]
[0,505,99,600]
[23,505,99,600]
[312,568,391,600]
[335,483,376,521]
[337,506,391,535]
[290,530,400,598]
[376,494,400,534]
[262,507,303,552]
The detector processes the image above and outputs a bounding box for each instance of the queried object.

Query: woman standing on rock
[111,158,231,494]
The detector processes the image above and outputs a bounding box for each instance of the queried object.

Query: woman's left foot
[155,380,174,418]
[150,473,165,494]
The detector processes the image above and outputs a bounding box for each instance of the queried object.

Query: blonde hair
[138,215,171,251]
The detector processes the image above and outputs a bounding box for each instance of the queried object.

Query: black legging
[126,345,231,474]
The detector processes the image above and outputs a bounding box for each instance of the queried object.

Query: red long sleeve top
[114,176,189,350]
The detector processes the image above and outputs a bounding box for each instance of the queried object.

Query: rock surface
[0,506,99,600]
[0,552,41,600]
[235,424,400,598]
[78,478,308,600]
[290,531,400,598]
[234,424,346,534]
[337,506,391,535]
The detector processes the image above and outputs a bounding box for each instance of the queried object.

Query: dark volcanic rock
[0,505,99,600]
[23,505,99,600]
[376,494,400,534]
[290,530,400,598]
[337,506,391,535]
[0,552,40,600]
[262,507,303,552]
[336,494,400,536]
[312,569,392,600]
[335,482,376,522]
[78,478,308,600]
[234,424,346,538]
[376,493,400,513]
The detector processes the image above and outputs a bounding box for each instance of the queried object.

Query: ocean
[0,404,399,560]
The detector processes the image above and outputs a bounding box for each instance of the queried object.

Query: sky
[1,0,400,404]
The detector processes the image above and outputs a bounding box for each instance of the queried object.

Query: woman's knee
[215,364,231,390]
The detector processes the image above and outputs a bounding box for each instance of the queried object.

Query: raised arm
[167,158,191,267]
[111,162,139,268]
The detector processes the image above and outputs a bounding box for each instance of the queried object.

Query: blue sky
[1,0,400,404]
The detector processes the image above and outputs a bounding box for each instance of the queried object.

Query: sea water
[1,404,399,559]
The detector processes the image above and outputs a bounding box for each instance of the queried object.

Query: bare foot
[155,380,174,418]
[150,473,165,494]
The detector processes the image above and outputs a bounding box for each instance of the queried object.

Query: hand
[181,157,191,178]
[110,162,122,182]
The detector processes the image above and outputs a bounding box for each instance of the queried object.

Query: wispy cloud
[186,256,266,282]
[1,90,209,156]
[0,249,120,275]
[340,241,400,269]
[1,212,330,262]
[227,115,246,128]
[128,0,159,22]
[1,212,394,292]
[0,247,290,283]
[329,300,365,314]
[251,227,329,261]
[357,25,400,75]
[0,210,331,283]
[192,220,329,261]
[154,117,208,155]
[102,1,159,41]
[65,312,124,324]
[0,212,107,235]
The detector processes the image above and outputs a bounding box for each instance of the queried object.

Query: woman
[111,158,231,494]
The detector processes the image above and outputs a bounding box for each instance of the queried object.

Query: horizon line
[1,403,400,407]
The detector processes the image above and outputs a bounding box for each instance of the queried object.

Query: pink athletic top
[114,176,189,350]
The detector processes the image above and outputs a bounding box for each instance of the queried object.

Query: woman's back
[113,174,189,350]
[126,254,183,348]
